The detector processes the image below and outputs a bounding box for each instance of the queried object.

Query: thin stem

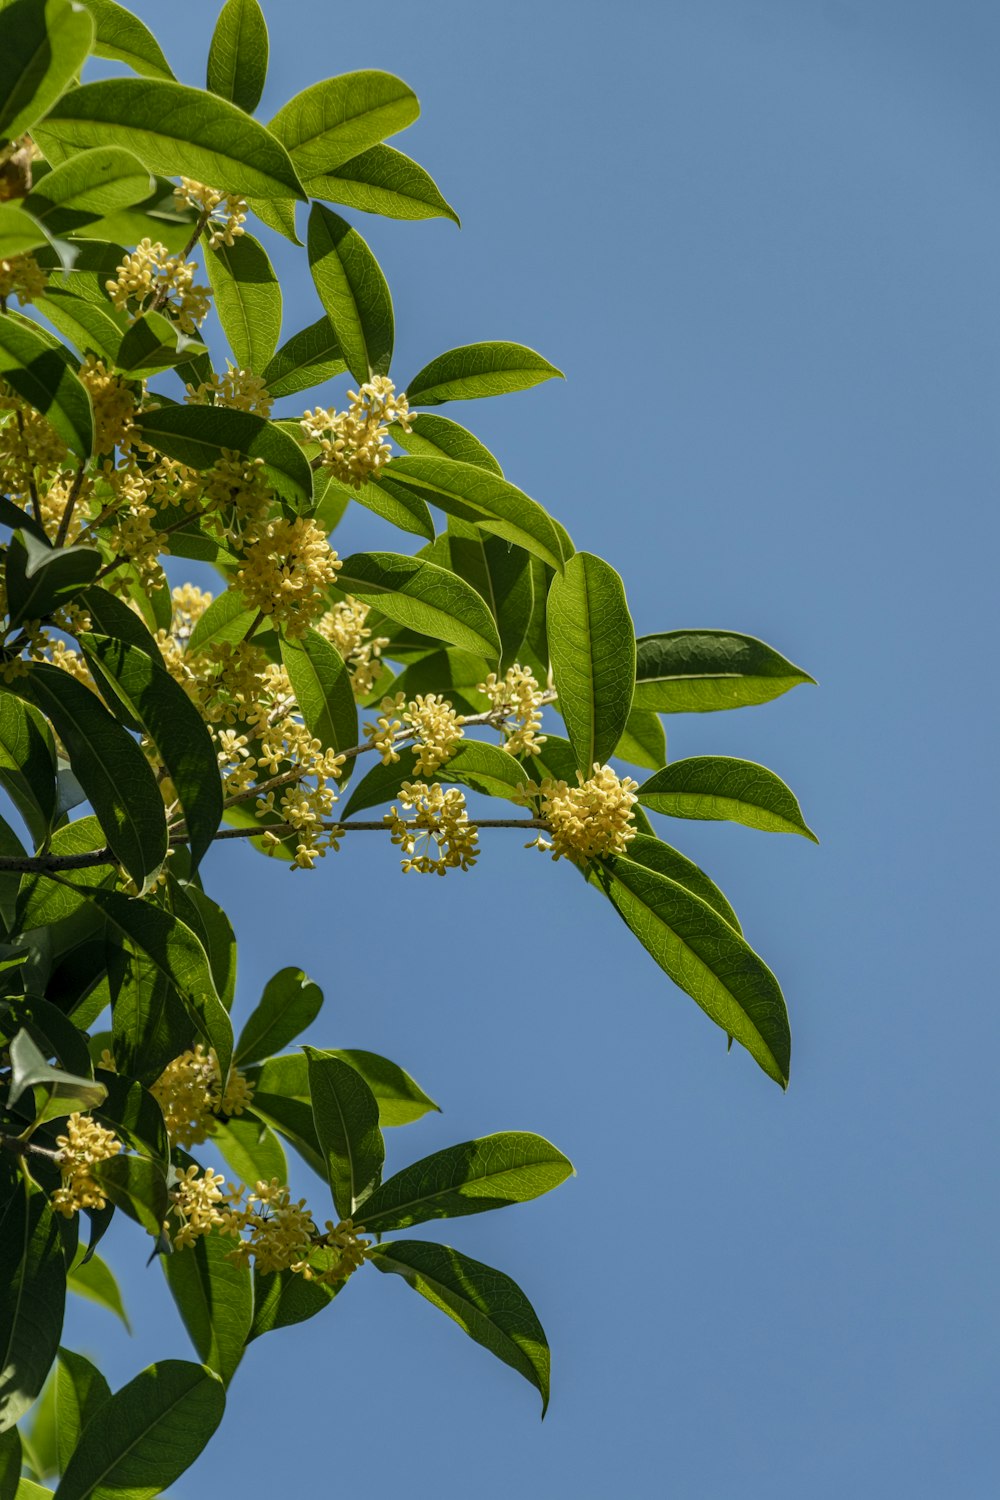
[149,209,211,313]
[14,408,41,524]
[53,461,87,548]
[0,1135,62,1163]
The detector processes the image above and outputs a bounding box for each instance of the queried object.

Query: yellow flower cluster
[236,515,341,636]
[186,365,273,417]
[528,763,639,863]
[301,376,412,488]
[0,387,69,508]
[364,691,406,764]
[51,1112,122,1218]
[364,691,463,773]
[479,663,548,756]
[106,238,211,334]
[0,252,46,304]
[385,781,479,874]
[150,1045,255,1149]
[173,177,248,248]
[219,1178,370,1284]
[169,1164,230,1249]
[317,597,388,698]
[79,356,136,454]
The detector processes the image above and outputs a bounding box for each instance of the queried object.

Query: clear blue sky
[61,2,999,1495]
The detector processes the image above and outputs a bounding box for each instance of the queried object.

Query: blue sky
[58,1,1000,1495]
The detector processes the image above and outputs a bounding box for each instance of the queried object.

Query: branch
[53,461,87,548]
[0,1134,62,1163]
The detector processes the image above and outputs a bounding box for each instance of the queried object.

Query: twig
[53,461,87,548]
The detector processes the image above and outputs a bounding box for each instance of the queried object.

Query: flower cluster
[51,1112,122,1217]
[79,356,137,455]
[364,691,463,773]
[385,781,479,874]
[0,252,46,305]
[527,763,639,863]
[219,1179,371,1284]
[318,597,388,698]
[106,238,211,334]
[169,1165,231,1249]
[173,177,248,248]
[479,663,548,756]
[301,376,412,488]
[150,1045,255,1149]
[186,364,273,417]
[236,515,341,636]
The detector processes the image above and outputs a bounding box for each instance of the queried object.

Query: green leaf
[0,1178,66,1433]
[133,405,312,510]
[613,707,666,772]
[0,204,52,262]
[171,884,236,1014]
[383,456,564,571]
[205,232,281,374]
[16,663,167,892]
[7,1029,105,1123]
[0,815,24,930]
[306,143,458,225]
[547,551,636,774]
[592,854,791,1086]
[55,1349,111,1475]
[89,1154,168,1239]
[162,1233,252,1387]
[113,309,206,375]
[5,534,102,629]
[247,193,299,244]
[270,71,419,179]
[360,1132,573,1234]
[0,0,95,140]
[406,342,563,406]
[52,1360,225,1499]
[66,1254,130,1333]
[77,586,163,662]
[31,289,127,366]
[0,1425,21,1500]
[92,1067,168,1163]
[24,148,153,235]
[17,818,113,932]
[108,955,181,1087]
[0,316,93,459]
[633,629,816,713]
[279,630,357,762]
[82,0,174,80]
[444,520,533,670]
[391,412,503,475]
[327,1049,439,1128]
[337,551,501,660]
[307,203,392,383]
[370,1240,550,1413]
[37,80,304,202]
[351,474,434,541]
[85,890,232,1082]
[186,587,256,656]
[305,1048,383,1218]
[261,314,345,398]
[247,1267,338,1341]
[14,1480,52,1498]
[242,1053,324,1177]
[234,966,323,1066]
[0,693,56,848]
[22,1363,57,1483]
[0,997,92,1083]
[638,756,817,840]
[79,635,222,867]
[210,1114,287,1186]
[623,833,742,932]
[206,0,268,115]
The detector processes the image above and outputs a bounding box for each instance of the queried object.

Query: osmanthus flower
[185,365,273,417]
[51,1112,122,1217]
[169,1165,231,1249]
[294,1217,371,1285]
[221,1178,317,1273]
[301,375,412,489]
[384,781,480,875]
[79,356,137,454]
[364,691,407,764]
[317,597,389,698]
[172,177,248,249]
[235,515,341,636]
[479,663,548,756]
[105,238,211,335]
[0,252,46,305]
[525,763,640,864]
[404,693,464,775]
[150,1045,255,1149]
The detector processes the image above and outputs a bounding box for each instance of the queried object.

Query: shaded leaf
[270,70,419,179]
[55,1349,111,1475]
[548,551,635,774]
[307,143,458,224]
[83,0,174,80]
[337,551,500,660]
[114,309,206,375]
[307,203,392,382]
[24,148,152,235]
[162,1232,252,1386]
[90,1154,168,1239]
[5,533,102,628]
[234,966,323,1066]
[66,1253,130,1333]
[242,1053,324,1177]
[7,1030,105,1124]
[211,1114,287,1187]
[0,316,93,458]
[186,587,257,656]
[384,456,564,571]
[305,1048,383,1218]
[261,314,345,398]
[279,630,357,762]
[620,833,742,932]
[0,693,56,848]
[247,1268,338,1341]
[614,707,666,773]
[0,204,53,262]
[0,1179,66,1433]
[0,0,95,140]
[328,1049,439,1128]
[134,405,312,509]
[30,288,127,366]
[391,412,502,475]
[205,231,281,374]
[633,629,816,713]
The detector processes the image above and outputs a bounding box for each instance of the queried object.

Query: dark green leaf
[0,693,56,848]
[6,533,103,628]
[7,1029,105,1123]
[327,1049,439,1128]
[391,412,503,475]
[37,80,304,201]
[162,1233,252,1386]
[633,629,816,713]
[211,1114,287,1186]
[31,288,127,366]
[108,955,182,1087]
[16,816,111,929]
[445,520,533,670]
[134,405,312,510]
[242,1052,324,1176]
[16,663,166,891]
[384,456,564,571]
[592,854,791,1086]
[113,310,206,375]
[370,1240,550,1413]
[234,966,323,1066]
[205,231,281,373]
[305,1048,383,1218]
[261,314,345,398]
[93,1067,169,1163]
[0,316,93,458]
[270,71,419,179]
[406,342,563,406]
[0,1179,66,1433]
[55,1349,111,1475]
[83,0,174,80]
[206,0,268,115]
[170,884,236,1013]
[359,1132,573,1234]
[307,203,392,382]
[0,0,95,140]
[638,756,817,840]
[52,1360,225,1499]
[66,1253,130,1331]
[307,143,458,224]
[548,551,635,774]
[186,587,256,656]
[620,833,742,932]
[0,814,24,930]
[279,630,357,761]
[77,586,162,662]
[24,148,153,235]
[352,473,434,540]
[247,1267,338,1341]
[0,1424,21,1499]
[90,1154,168,1239]
[336,551,501,660]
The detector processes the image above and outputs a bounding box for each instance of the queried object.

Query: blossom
[51,1112,122,1217]
[301,376,411,488]
[384,781,479,874]
[222,1178,317,1273]
[317,597,389,698]
[186,365,272,417]
[170,1165,231,1249]
[173,178,247,248]
[364,692,406,764]
[151,1045,255,1148]
[0,252,46,304]
[106,238,211,334]
[479,663,548,756]
[526,763,639,863]
[403,693,464,775]
[236,516,341,637]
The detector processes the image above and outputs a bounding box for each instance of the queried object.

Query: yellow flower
[51,1112,122,1218]
[526,763,639,863]
[173,178,247,249]
[479,663,548,756]
[151,1045,255,1148]
[106,238,211,334]
[236,516,341,637]
[301,376,411,489]
[403,693,464,775]
[0,252,46,304]
[384,781,479,874]
[170,1165,231,1249]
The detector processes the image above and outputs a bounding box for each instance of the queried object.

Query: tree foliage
[0,0,815,1488]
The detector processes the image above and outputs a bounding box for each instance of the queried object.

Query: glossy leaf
[270,70,419,179]
[171,884,236,1014]
[90,1154,168,1240]
[0,693,56,848]
[445,520,534,669]
[593,854,791,1086]
[359,1132,573,1234]
[279,630,357,762]
[638,756,817,840]
[205,231,281,373]
[31,288,127,366]
[24,148,153,234]
[248,1268,339,1341]
[134,405,311,509]
[17,816,112,929]
[0,204,53,262]
[66,1254,130,1333]
[328,1049,439,1128]
[633,629,816,713]
[307,203,393,382]
[17,663,167,892]
[234,966,323,1066]
[114,309,206,375]
[0,316,93,459]
[84,0,174,80]
[370,1240,550,1413]
[242,1053,324,1177]
[548,551,635,774]
[384,456,564,571]
[0,0,95,140]
[307,143,459,224]
[206,0,268,115]
[614,707,666,772]
[53,1360,225,1499]
[0,1179,66,1433]
[186,587,257,656]
[7,1029,105,1123]
[261,314,345,397]
[211,1114,287,1187]
[38,80,304,201]
[406,342,563,406]
[55,1349,111,1475]
[5,533,103,628]
[350,473,434,540]
[337,551,501,660]
[305,1048,384,1218]
[162,1233,252,1386]
[78,586,163,662]
[391,412,503,475]
[621,833,742,932]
